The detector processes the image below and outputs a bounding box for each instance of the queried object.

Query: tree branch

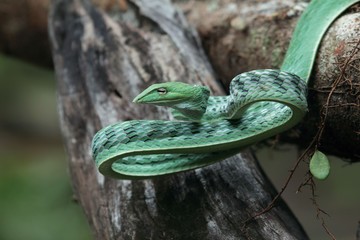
[49,0,308,238]
[2,0,359,161]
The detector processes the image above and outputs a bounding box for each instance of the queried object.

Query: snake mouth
[133,96,182,105]
[132,94,144,103]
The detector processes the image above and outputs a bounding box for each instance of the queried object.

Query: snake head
[133,82,209,106]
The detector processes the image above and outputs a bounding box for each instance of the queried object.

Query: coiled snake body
[92,0,359,179]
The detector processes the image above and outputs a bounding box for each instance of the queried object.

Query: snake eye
[156,88,167,95]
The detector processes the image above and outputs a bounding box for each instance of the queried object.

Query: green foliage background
[0,55,91,240]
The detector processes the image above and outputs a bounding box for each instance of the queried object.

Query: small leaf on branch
[309,150,330,180]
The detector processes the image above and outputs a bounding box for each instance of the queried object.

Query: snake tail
[281,0,359,80]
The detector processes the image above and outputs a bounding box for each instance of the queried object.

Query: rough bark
[49,0,308,239]
[2,0,360,161]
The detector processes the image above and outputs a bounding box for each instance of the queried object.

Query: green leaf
[309,150,330,180]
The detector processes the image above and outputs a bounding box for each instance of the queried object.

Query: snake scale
[92,0,359,179]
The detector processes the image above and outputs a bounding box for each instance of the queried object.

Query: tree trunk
[49,0,308,239]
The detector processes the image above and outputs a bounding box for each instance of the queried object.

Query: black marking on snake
[106,131,117,138]
[272,82,288,93]
[289,77,301,86]
[240,87,249,93]
[104,141,116,149]
[265,72,280,79]
[169,130,178,135]
[250,77,260,83]
[272,76,285,85]
[239,126,249,131]
[147,132,156,138]
[125,129,138,135]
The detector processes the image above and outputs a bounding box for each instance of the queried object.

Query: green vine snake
[92,0,359,179]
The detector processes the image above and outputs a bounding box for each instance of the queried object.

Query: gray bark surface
[49,0,308,239]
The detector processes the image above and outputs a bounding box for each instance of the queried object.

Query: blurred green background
[0,55,92,240]
[0,53,358,240]
[258,146,360,240]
